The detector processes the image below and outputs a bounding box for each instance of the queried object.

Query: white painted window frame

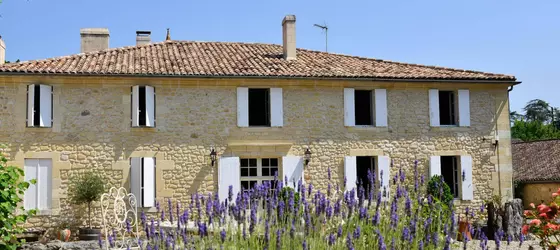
[240,158,279,188]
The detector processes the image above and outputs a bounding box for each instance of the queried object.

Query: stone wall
[0,76,513,229]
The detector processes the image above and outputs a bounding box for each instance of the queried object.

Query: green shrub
[68,172,105,228]
[427,175,454,206]
[0,149,35,249]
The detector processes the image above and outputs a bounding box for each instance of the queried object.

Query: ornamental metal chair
[100,187,140,250]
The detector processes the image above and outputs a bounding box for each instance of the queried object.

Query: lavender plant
[124,160,508,250]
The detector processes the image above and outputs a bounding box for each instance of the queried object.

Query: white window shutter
[39,85,52,127]
[130,158,143,207]
[132,86,140,127]
[27,84,35,127]
[344,156,357,192]
[270,88,283,127]
[24,159,38,210]
[37,160,52,210]
[375,89,388,127]
[344,88,355,127]
[282,156,304,189]
[429,89,440,127]
[145,86,155,127]
[378,156,390,200]
[237,87,249,127]
[458,89,470,127]
[461,155,474,200]
[430,156,441,176]
[218,157,241,202]
[142,158,156,207]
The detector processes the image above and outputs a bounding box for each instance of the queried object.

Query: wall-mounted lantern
[210,147,217,166]
[304,147,312,166]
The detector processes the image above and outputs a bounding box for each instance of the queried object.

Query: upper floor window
[237,87,283,127]
[132,85,155,127]
[27,84,52,127]
[429,89,470,127]
[24,158,52,210]
[344,88,387,127]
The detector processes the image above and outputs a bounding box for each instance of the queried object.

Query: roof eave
[0,72,520,84]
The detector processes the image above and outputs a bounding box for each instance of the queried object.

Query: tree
[511,120,560,141]
[68,172,104,229]
[524,99,552,123]
[510,111,524,123]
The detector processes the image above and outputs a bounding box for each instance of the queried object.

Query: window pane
[241,181,250,190]
[241,168,249,177]
[248,89,271,126]
[441,156,459,198]
[250,168,257,177]
[262,167,270,176]
[250,181,257,189]
[271,167,278,177]
[262,158,269,166]
[439,91,456,126]
[355,90,373,126]
[270,158,278,167]
[249,159,257,167]
[241,159,249,167]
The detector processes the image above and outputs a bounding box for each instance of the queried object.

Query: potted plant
[68,171,105,240]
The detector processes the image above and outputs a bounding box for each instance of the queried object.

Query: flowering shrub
[523,188,560,249]
[103,160,523,249]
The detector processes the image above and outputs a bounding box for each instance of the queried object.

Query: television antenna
[314,23,328,52]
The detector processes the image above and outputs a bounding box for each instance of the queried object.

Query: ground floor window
[356,156,376,197]
[240,158,279,190]
[441,156,460,198]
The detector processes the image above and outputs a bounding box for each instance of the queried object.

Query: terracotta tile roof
[513,139,560,183]
[0,41,516,81]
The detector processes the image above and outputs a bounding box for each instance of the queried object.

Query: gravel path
[452,240,541,250]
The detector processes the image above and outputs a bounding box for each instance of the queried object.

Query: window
[441,156,460,198]
[27,84,53,127]
[356,156,376,197]
[237,87,283,127]
[439,91,457,126]
[355,90,374,126]
[132,85,155,127]
[130,157,156,207]
[248,89,270,126]
[240,158,278,190]
[24,159,52,210]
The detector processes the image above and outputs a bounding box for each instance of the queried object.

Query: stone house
[513,139,560,208]
[0,15,517,228]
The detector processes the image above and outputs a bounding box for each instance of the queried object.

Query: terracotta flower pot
[58,228,71,242]
[457,221,472,241]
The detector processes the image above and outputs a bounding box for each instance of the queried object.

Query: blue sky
[0,0,557,112]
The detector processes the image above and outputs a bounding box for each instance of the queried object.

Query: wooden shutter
[270,88,283,127]
[142,157,156,207]
[145,86,155,127]
[429,89,440,127]
[458,90,470,127]
[461,155,473,200]
[27,84,35,127]
[237,87,249,127]
[39,85,52,127]
[375,89,388,127]
[344,156,357,191]
[378,156,390,200]
[24,159,38,210]
[344,88,355,126]
[282,156,304,189]
[430,156,441,176]
[131,86,140,127]
[37,159,52,210]
[130,158,143,207]
[218,157,241,202]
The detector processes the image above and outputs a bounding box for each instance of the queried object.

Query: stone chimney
[282,15,296,60]
[80,28,109,53]
[136,31,151,46]
[0,36,5,65]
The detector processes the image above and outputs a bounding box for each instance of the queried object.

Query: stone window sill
[131,127,157,132]
[347,126,389,132]
[238,127,283,132]
[430,126,470,132]
[25,127,53,133]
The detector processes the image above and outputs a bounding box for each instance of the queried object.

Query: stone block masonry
[0,76,513,229]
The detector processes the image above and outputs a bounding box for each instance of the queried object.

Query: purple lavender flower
[276,229,282,249]
[346,232,354,250]
[432,232,438,247]
[353,226,361,239]
[420,175,425,186]
[98,235,103,248]
[372,210,380,225]
[156,200,160,213]
[376,230,386,250]
[393,173,398,185]
[290,219,295,238]
[220,228,226,243]
[418,240,423,250]
[359,207,367,220]
[126,219,131,233]
[161,210,165,222]
[108,234,114,248]
[198,222,207,237]
[141,211,146,225]
[308,183,313,197]
[328,233,336,246]
[405,195,412,216]
[337,225,343,238]
[391,237,395,250]
[399,167,405,183]
[328,166,331,180]
[302,240,308,250]
[414,160,419,192]
[249,207,257,233]
[168,198,173,223]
